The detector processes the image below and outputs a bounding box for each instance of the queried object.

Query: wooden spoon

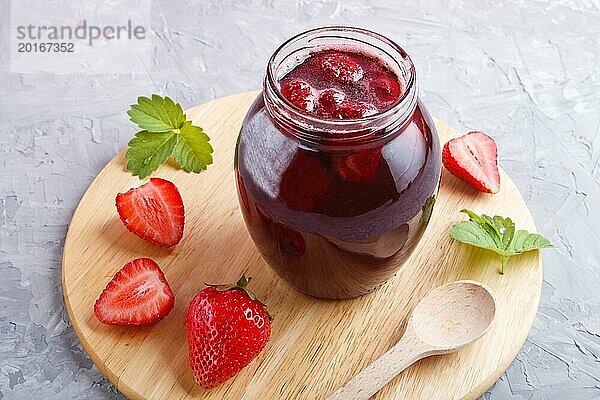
[328,280,496,400]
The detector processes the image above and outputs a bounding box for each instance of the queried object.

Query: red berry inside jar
[280,79,315,112]
[371,74,402,103]
[320,52,364,83]
[279,49,405,120]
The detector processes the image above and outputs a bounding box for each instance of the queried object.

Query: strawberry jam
[279,50,402,119]
[235,27,441,299]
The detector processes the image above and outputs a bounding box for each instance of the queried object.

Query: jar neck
[263,26,418,148]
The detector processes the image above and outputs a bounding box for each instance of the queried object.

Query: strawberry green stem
[500,256,508,274]
[205,275,272,320]
[236,275,251,289]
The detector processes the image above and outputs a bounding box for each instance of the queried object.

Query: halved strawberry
[116,178,184,247]
[442,131,500,193]
[333,147,383,183]
[94,258,175,326]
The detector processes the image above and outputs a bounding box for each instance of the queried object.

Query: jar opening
[264,26,418,147]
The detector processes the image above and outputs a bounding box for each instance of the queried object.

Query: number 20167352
[17,42,74,52]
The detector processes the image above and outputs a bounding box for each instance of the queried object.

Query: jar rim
[265,26,417,144]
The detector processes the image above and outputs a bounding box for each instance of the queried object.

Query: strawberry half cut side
[94,258,175,326]
[442,131,500,194]
[116,177,185,247]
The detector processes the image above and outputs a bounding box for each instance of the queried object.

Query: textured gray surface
[1,0,599,399]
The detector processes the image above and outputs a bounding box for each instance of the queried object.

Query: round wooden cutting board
[62,91,542,400]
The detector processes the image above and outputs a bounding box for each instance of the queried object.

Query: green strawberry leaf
[125,131,177,179]
[449,220,513,257]
[498,216,515,249]
[127,95,186,132]
[460,209,502,248]
[508,230,553,253]
[125,94,213,178]
[172,121,214,173]
[450,209,553,274]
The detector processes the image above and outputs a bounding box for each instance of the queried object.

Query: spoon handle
[327,328,429,400]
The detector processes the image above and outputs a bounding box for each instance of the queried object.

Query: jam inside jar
[235,27,441,299]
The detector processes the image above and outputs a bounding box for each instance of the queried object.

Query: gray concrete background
[1,0,599,399]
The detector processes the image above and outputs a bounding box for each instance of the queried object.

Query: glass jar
[235,26,441,299]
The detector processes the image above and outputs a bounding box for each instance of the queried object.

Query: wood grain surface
[62,91,542,400]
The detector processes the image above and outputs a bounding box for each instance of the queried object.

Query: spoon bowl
[410,280,496,351]
[328,280,497,400]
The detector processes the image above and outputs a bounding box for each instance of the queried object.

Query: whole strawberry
[186,276,271,388]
